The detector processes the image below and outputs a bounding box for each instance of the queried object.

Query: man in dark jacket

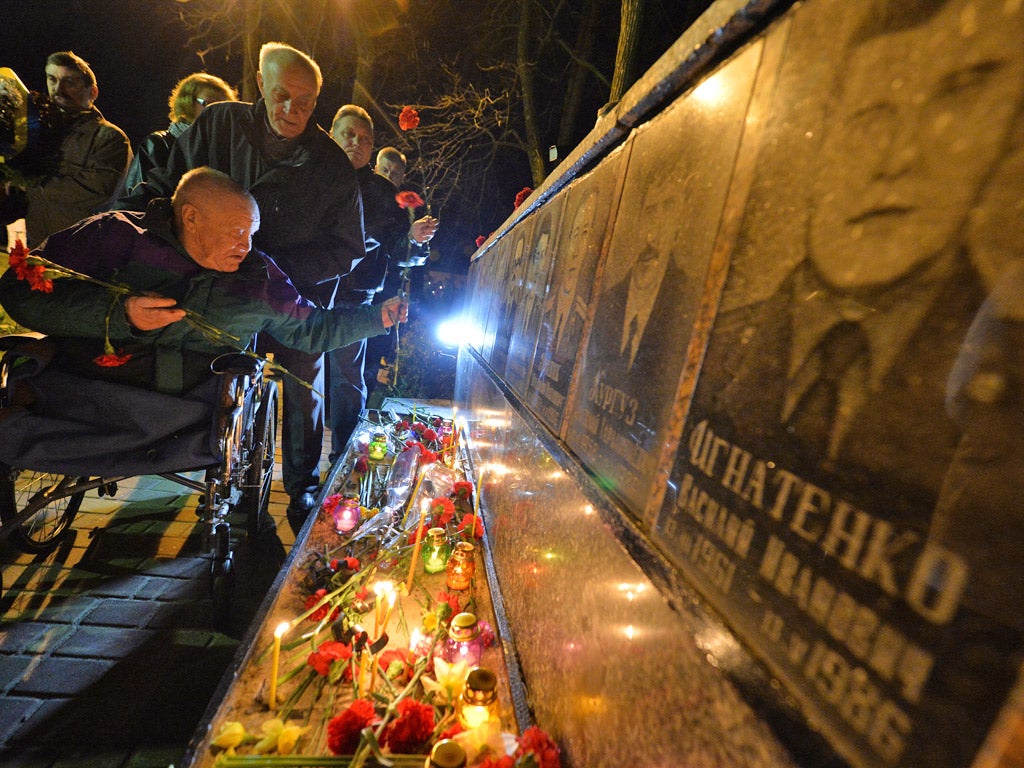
[116,43,366,524]
[0,167,405,475]
[327,105,437,466]
[0,51,131,246]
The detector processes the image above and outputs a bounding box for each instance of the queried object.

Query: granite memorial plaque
[505,201,564,397]
[653,0,1024,765]
[564,41,761,516]
[524,149,627,435]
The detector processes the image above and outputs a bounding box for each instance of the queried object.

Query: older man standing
[118,43,367,530]
[0,51,131,246]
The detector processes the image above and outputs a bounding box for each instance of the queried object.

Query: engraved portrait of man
[695,0,1024,492]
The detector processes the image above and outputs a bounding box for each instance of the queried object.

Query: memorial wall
[455,0,1024,766]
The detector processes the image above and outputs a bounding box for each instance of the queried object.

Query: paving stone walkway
[0,414,331,768]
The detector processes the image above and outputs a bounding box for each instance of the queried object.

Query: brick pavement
[0,413,333,768]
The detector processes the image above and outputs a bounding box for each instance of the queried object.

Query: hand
[125,295,186,331]
[409,216,439,245]
[381,295,409,329]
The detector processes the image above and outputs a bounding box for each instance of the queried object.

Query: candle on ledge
[423,527,452,574]
[374,581,393,638]
[405,498,430,592]
[333,493,360,533]
[444,611,484,666]
[446,541,476,591]
[457,666,499,728]
[368,430,388,461]
[268,621,288,710]
[372,581,387,637]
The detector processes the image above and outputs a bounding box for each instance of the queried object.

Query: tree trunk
[556,0,606,150]
[516,0,548,187]
[609,0,644,104]
[241,0,261,102]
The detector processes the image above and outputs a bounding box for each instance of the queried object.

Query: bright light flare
[437,316,485,348]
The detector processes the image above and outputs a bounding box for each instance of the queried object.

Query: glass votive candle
[368,431,388,461]
[424,738,467,768]
[333,494,361,533]
[423,527,452,574]
[444,611,484,666]
[457,666,499,728]
[445,541,476,590]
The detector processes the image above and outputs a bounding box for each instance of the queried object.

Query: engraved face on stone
[808,0,1024,290]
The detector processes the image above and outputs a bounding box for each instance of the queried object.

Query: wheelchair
[0,335,279,630]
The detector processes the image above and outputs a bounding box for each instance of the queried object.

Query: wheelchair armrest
[210,352,264,378]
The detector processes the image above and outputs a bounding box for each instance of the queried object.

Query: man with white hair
[117,43,368,530]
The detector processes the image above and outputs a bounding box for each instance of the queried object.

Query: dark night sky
[2,0,707,267]
[4,0,240,145]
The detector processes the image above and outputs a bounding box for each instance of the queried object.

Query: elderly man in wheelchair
[0,167,406,624]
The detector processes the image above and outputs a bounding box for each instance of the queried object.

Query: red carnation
[9,240,54,292]
[378,648,416,684]
[458,512,483,539]
[396,190,425,210]
[515,726,562,768]
[305,588,341,622]
[327,699,377,755]
[382,697,435,753]
[452,481,473,500]
[93,351,132,367]
[398,106,420,131]
[438,722,466,741]
[513,187,533,209]
[437,590,462,618]
[307,640,353,678]
[422,428,438,442]
[430,496,456,527]
[477,756,515,768]
[475,235,487,248]
[354,455,369,474]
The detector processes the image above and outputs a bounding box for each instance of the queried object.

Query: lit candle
[268,621,288,710]
[333,494,360,533]
[359,649,372,697]
[457,667,499,728]
[422,527,452,574]
[406,498,430,592]
[409,628,424,652]
[444,612,484,666]
[446,541,476,591]
[372,582,385,637]
[368,431,388,461]
[380,586,397,636]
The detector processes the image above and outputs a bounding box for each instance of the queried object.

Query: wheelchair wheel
[239,382,278,537]
[0,469,83,554]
